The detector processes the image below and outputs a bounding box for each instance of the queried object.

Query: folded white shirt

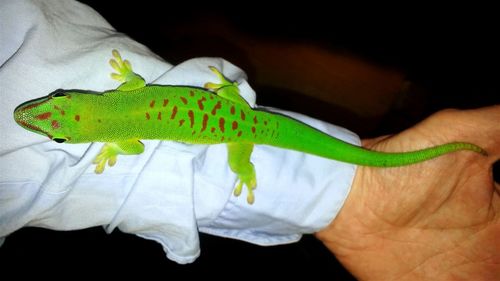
[0,0,358,264]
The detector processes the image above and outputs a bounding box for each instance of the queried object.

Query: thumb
[412,106,500,163]
[448,106,500,161]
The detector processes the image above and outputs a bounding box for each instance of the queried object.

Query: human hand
[316,106,500,281]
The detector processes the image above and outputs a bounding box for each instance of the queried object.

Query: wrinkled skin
[316,106,500,281]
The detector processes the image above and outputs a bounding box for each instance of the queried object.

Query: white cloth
[0,0,359,264]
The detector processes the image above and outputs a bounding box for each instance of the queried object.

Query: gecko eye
[53,138,67,143]
[52,90,67,98]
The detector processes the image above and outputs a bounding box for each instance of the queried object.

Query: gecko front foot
[108,49,145,91]
[109,49,133,82]
[93,143,119,174]
[92,139,145,174]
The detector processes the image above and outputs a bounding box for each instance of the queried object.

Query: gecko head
[14,89,81,143]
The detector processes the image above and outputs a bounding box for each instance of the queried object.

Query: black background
[1,2,498,279]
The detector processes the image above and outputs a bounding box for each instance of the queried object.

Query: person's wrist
[315,139,380,256]
[315,165,436,281]
[315,165,376,278]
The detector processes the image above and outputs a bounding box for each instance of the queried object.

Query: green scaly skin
[13,50,486,204]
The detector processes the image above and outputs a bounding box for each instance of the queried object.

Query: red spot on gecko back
[211,127,216,133]
[237,131,242,137]
[190,91,195,97]
[219,118,225,133]
[251,126,256,134]
[150,100,156,108]
[197,96,206,110]
[230,106,235,115]
[51,120,60,129]
[201,114,208,132]
[180,96,188,105]
[145,112,150,120]
[157,112,162,120]
[171,106,178,119]
[75,115,80,122]
[163,99,169,107]
[240,110,246,121]
[188,110,195,128]
[211,101,222,115]
[253,116,258,124]
[232,121,238,130]
[179,119,185,126]
[35,112,52,120]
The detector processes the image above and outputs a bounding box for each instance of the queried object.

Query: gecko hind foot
[204,66,238,90]
[233,174,257,204]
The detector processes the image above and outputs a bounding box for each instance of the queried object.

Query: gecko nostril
[14,108,31,124]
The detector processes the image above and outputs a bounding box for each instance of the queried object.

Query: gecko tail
[356,141,487,167]
[264,113,487,167]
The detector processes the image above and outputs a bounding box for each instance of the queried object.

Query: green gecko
[14,50,486,204]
